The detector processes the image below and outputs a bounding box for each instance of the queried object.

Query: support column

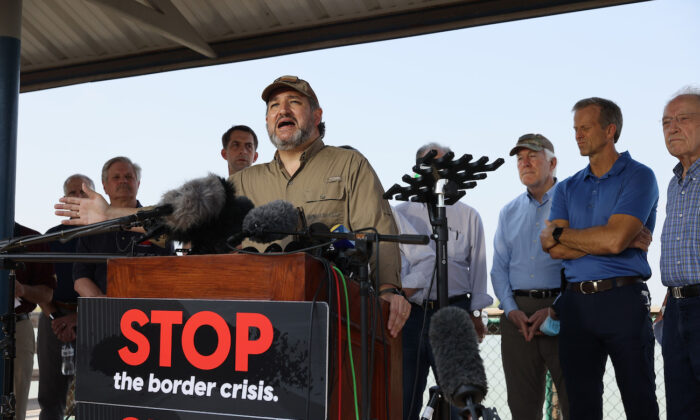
[0,0,23,401]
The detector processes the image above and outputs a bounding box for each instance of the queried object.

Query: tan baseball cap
[261,75,318,104]
[509,133,554,156]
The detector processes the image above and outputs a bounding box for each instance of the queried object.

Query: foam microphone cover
[429,306,487,406]
[159,174,253,254]
[241,200,298,243]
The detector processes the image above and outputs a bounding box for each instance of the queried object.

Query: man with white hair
[72,157,171,297]
[491,134,568,419]
[658,87,700,419]
[395,142,491,420]
[39,174,94,420]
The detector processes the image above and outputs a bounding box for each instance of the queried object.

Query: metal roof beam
[86,0,216,59]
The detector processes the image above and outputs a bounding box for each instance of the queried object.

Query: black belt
[16,313,29,321]
[669,284,700,299]
[421,293,471,310]
[567,276,644,294]
[513,288,560,299]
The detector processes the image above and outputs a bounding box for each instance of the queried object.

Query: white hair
[544,148,557,178]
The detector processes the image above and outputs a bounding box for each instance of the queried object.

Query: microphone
[159,174,254,254]
[229,200,299,245]
[429,306,487,407]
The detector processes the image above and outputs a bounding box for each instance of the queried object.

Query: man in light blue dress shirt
[491,134,569,420]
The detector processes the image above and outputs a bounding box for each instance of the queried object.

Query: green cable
[333,266,360,420]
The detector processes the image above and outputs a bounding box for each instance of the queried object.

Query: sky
[14,0,700,305]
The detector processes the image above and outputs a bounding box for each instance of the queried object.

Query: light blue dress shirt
[491,183,562,316]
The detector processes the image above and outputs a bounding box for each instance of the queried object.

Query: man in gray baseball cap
[492,133,569,419]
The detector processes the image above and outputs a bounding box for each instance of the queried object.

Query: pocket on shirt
[303,179,346,224]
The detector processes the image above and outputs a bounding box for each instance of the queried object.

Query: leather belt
[669,284,700,299]
[16,312,29,321]
[54,301,78,312]
[422,293,471,310]
[513,288,560,299]
[567,276,644,294]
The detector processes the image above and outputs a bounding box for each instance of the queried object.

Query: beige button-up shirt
[230,138,401,288]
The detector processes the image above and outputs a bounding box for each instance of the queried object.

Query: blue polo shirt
[549,151,658,282]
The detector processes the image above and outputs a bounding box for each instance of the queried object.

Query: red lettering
[181,311,231,370]
[118,309,150,366]
[235,313,273,372]
[150,310,183,367]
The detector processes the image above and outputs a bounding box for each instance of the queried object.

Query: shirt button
[531,256,535,260]
[592,190,597,193]
[680,213,683,217]
[682,191,686,195]
[530,274,534,278]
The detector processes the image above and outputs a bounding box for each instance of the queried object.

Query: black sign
[76,298,328,419]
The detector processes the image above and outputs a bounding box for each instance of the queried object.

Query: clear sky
[14,0,699,305]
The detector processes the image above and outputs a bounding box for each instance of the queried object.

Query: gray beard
[268,125,312,151]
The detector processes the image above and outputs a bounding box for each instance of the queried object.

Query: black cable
[407,263,437,420]
[305,257,327,420]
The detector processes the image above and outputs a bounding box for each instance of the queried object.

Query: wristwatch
[552,227,564,243]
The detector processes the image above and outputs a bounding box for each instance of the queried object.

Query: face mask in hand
[539,315,560,336]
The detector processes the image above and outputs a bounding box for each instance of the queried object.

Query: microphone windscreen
[264,243,283,253]
[159,174,254,254]
[429,306,487,406]
[242,200,298,243]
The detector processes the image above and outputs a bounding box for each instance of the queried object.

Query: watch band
[552,227,564,243]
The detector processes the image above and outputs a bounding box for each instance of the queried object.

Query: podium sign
[76,298,328,419]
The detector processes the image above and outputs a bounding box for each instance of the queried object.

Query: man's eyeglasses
[662,112,699,129]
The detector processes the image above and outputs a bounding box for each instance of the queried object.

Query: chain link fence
[422,312,666,420]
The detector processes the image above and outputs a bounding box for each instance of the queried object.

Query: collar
[583,151,631,180]
[673,158,700,183]
[526,178,557,204]
[273,137,325,171]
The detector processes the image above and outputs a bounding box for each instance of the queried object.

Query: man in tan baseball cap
[235,75,411,337]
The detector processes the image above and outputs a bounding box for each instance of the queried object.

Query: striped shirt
[661,159,700,286]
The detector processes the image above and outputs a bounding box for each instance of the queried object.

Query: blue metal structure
[0,0,22,404]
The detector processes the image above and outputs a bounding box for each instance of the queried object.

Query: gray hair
[416,142,453,160]
[544,148,557,178]
[63,174,95,195]
[666,86,700,108]
[572,97,623,143]
[101,156,141,184]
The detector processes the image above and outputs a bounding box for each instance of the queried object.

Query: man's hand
[54,182,110,225]
[15,280,25,298]
[470,311,486,342]
[380,291,411,338]
[507,309,530,340]
[539,220,558,252]
[629,226,652,252]
[51,313,77,342]
[525,308,549,341]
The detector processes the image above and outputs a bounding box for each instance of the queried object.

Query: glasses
[662,112,699,129]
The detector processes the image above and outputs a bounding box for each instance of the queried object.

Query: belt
[16,313,29,321]
[567,276,644,295]
[421,293,471,310]
[669,284,700,299]
[54,301,78,312]
[513,288,560,299]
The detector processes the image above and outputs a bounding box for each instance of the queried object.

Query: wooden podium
[107,253,402,420]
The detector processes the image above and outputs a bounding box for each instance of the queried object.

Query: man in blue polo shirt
[659,88,700,419]
[539,97,659,420]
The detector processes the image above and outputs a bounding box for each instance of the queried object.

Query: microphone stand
[384,150,503,420]
[0,215,164,415]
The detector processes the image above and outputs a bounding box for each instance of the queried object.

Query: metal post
[0,0,23,410]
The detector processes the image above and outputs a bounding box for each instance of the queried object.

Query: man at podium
[55,76,412,338]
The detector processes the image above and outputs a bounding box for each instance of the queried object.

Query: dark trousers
[501,295,569,420]
[557,283,658,420]
[37,314,73,420]
[662,294,700,420]
[402,298,469,420]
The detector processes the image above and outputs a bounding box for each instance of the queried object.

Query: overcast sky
[14,0,699,305]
